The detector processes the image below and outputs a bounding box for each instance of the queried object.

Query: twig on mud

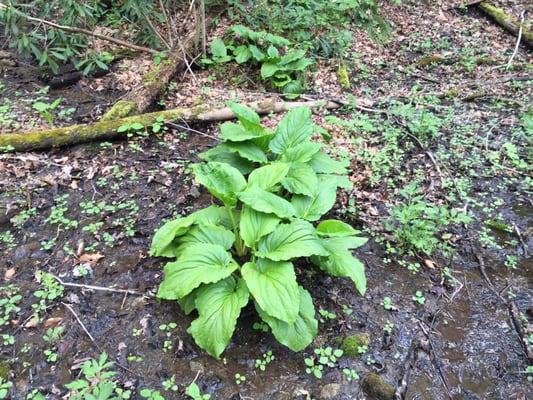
[512,223,529,257]
[506,11,525,71]
[62,302,100,350]
[52,274,152,298]
[166,120,219,140]
[475,254,506,303]
[394,338,423,400]
[418,321,452,398]
[509,301,533,361]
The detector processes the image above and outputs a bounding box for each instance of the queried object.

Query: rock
[361,373,395,400]
[339,332,370,357]
[319,383,341,399]
[189,360,204,374]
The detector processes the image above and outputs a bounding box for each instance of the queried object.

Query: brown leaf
[78,253,104,265]
[4,267,15,281]
[424,259,436,269]
[44,317,63,328]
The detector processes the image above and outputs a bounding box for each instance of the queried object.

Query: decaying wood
[0,99,346,152]
[477,2,533,49]
[509,301,533,362]
[101,17,210,121]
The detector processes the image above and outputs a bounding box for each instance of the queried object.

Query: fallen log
[100,19,207,121]
[477,2,533,49]
[0,99,347,152]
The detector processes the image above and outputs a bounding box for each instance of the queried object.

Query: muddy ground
[1,1,532,399]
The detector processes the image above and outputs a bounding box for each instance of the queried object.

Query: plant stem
[226,205,244,257]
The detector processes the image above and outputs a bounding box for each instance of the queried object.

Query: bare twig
[0,3,158,54]
[509,302,533,361]
[62,302,100,349]
[52,274,151,298]
[418,321,452,398]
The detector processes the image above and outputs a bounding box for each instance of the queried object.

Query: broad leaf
[200,146,255,174]
[248,163,290,190]
[157,244,238,300]
[239,205,280,248]
[150,216,195,257]
[313,251,366,296]
[178,288,198,315]
[242,259,299,323]
[256,219,328,261]
[316,219,360,237]
[256,286,317,351]
[238,186,295,218]
[281,163,318,196]
[188,277,249,358]
[309,151,349,174]
[321,236,368,252]
[174,224,235,257]
[219,122,267,142]
[223,141,268,163]
[279,142,322,163]
[234,45,252,64]
[211,38,227,58]
[228,102,262,132]
[192,162,247,206]
[269,107,313,154]
[291,175,338,221]
[261,62,279,79]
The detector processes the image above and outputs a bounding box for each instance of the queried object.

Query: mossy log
[101,22,205,122]
[478,2,533,49]
[0,100,343,152]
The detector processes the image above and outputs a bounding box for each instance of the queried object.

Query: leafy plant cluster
[151,103,367,358]
[0,0,176,73]
[228,0,390,58]
[203,25,313,94]
[383,182,471,256]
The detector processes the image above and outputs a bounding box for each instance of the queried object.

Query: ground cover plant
[151,103,367,357]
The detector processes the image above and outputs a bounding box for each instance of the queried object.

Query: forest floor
[0,1,532,399]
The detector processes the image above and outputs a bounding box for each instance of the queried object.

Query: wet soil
[1,1,532,399]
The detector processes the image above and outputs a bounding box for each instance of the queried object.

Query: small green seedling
[412,290,425,305]
[234,374,246,385]
[186,382,211,400]
[33,97,62,124]
[255,350,275,371]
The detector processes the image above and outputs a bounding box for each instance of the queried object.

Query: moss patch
[362,373,395,400]
[100,100,138,122]
[339,332,370,356]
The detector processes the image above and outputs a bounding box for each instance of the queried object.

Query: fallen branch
[100,14,211,121]
[477,2,533,49]
[0,2,158,55]
[0,99,345,152]
[509,301,533,362]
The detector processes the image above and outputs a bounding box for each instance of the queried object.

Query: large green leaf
[173,224,235,258]
[261,62,280,79]
[316,219,361,237]
[239,205,280,248]
[256,286,317,351]
[192,162,247,206]
[291,175,338,221]
[247,163,290,190]
[279,142,322,163]
[227,102,262,132]
[269,107,313,154]
[219,122,267,142]
[309,151,349,174]
[200,146,255,174]
[188,277,249,358]
[222,141,268,163]
[242,259,299,323]
[256,219,328,261]
[238,186,295,219]
[313,251,366,296]
[281,163,318,196]
[157,244,238,300]
[150,216,195,257]
[321,236,368,252]
[178,288,199,315]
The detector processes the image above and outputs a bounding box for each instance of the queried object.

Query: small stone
[319,383,341,399]
[189,360,204,374]
[362,373,395,400]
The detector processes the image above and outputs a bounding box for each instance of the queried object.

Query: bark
[100,20,206,122]
[478,2,533,49]
[0,100,345,152]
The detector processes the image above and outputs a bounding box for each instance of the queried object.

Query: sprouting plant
[255,350,275,371]
[0,378,13,400]
[412,290,425,305]
[1,334,14,346]
[0,285,22,326]
[319,309,337,322]
[234,374,246,385]
[304,347,343,379]
[117,122,145,137]
[162,376,178,392]
[381,296,394,310]
[65,352,131,399]
[32,271,64,321]
[151,116,166,133]
[151,103,367,358]
[10,207,37,227]
[504,255,518,270]
[342,368,359,381]
[252,321,269,332]
[186,382,211,400]
[33,97,62,124]
[140,389,165,400]
[384,321,394,335]
[43,326,64,343]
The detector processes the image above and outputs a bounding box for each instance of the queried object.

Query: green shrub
[151,103,367,358]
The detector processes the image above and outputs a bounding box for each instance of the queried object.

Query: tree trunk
[478,2,533,49]
[0,100,345,152]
